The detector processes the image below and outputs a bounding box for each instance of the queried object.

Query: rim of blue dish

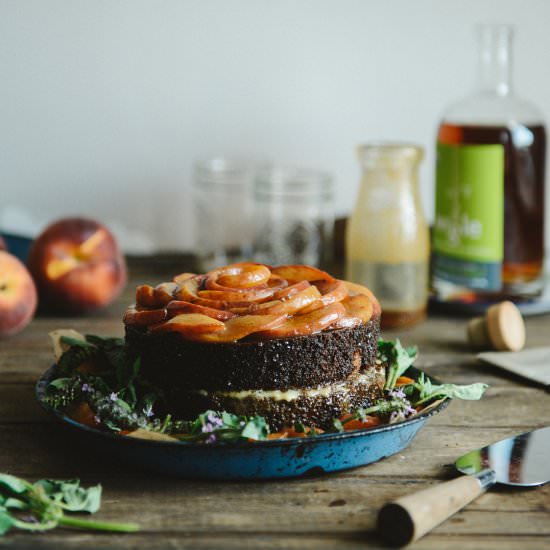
[36,364,450,449]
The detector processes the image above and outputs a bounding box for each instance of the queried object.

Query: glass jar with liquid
[432,24,546,303]
[346,144,429,329]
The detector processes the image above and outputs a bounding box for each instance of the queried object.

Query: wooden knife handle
[377,475,487,546]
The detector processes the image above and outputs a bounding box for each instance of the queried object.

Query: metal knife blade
[455,425,550,486]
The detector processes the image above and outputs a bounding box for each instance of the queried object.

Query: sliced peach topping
[256,302,345,339]
[166,300,236,321]
[153,282,178,305]
[150,313,226,337]
[126,263,379,342]
[123,305,168,326]
[271,265,335,283]
[199,314,287,343]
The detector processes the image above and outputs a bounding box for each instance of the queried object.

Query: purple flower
[143,405,154,418]
[81,383,91,393]
[205,434,217,444]
[389,388,406,399]
[206,412,223,427]
[201,423,214,433]
[21,515,39,524]
[109,392,118,402]
[93,415,101,424]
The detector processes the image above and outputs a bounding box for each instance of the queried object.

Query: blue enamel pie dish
[36,365,449,480]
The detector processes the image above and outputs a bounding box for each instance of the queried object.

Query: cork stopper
[467,301,525,352]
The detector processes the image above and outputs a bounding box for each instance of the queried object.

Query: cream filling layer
[216,373,373,402]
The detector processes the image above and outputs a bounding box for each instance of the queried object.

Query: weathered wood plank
[0,477,546,538]
[1,533,548,550]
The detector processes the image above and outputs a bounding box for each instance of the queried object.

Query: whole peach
[0,251,38,336]
[28,218,127,314]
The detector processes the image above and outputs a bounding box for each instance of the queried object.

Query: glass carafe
[346,144,429,329]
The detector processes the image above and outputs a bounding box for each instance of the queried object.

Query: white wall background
[1,0,549,253]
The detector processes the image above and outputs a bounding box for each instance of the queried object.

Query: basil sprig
[0,474,139,535]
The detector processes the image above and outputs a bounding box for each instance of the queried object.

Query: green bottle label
[433,142,504,291]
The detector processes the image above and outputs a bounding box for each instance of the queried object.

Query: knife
[377,425,550,546]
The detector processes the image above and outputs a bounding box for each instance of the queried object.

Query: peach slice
[300,279,348,314]
[271,265,335,283]
[272,280,310,300]
[166,300,236,321]
[173,272,196,284]
[136,283,177,308]
[66,401,101,428]
[136,285,159,308]
[175,277,246,309]
[331,294,374,329]
[154,282,178,305]
[200,313,286,343]
[123,305,168,326]
[206,263,271,290]
[150,313,226,336]
[248,285,321,316]
[198,288,275,303]
[343,281,381,318]
[256,302,345,339]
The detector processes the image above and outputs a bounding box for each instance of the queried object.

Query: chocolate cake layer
[207,368,384,430]
[159,368,384,430]
[125,317,380,392]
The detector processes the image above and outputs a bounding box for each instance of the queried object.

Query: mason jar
[253,166,334,268]
[193,158,254,271]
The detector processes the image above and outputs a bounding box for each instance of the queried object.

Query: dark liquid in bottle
[437,123,546,298]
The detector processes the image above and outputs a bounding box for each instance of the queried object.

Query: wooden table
[1,259,549,549]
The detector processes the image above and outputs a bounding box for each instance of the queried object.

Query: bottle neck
[475,25,513,97]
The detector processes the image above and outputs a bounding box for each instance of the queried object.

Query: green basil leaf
[48,377,74,390]
[425,383,489,401]
[3,498,28,510]
[60,336,94,348]
[61,484,102,514]
[34,478,101,513]
[0,474,29,494]
[85,334,124,347]
[332,418,344,432]
[241,417,269,440]
[220,411,241,428]
[0,510,15,535]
